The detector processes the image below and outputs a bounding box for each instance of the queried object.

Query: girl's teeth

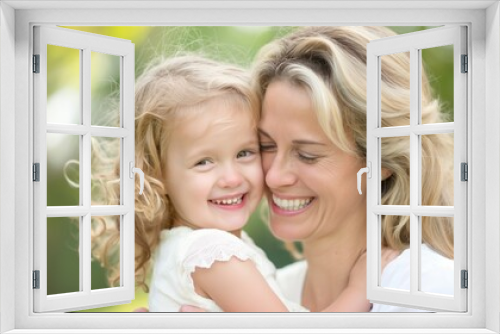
[212,197,242,205]
[272,195,312,211]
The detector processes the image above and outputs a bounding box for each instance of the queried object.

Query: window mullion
[409,47,420,296]
[82,47,91,294]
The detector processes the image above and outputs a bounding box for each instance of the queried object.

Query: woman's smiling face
[259,80,367,243]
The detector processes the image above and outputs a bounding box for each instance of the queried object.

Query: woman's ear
[381,168,393,181]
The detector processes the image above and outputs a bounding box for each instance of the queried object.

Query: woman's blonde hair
[92,55,259,290]
[253,26,454,259]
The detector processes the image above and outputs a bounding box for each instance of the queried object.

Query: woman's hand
[179,305,207,312]
[133,307,149,312]
[380,247,399,271]
[133,306,207,312]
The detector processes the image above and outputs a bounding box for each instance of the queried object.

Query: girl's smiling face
[259,80,367,243]
[164,97,263,236]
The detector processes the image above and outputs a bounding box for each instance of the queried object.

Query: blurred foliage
[45,26,453,312]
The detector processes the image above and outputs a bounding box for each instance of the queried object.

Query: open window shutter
[33,26,135,312]
[366,26,467,312]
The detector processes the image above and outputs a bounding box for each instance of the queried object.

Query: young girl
[93,55,372,312]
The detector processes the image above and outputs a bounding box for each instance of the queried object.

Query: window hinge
[33,163,40,182]
[461,54,468,73]
[33,270,40,289]
[461,270,468,289]
[33,54,40,73]
[461,162,468,181]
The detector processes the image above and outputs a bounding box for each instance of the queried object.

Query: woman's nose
[263,153,297,189]
[218,164,244,189]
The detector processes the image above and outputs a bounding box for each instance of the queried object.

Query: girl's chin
[213,212,250,232]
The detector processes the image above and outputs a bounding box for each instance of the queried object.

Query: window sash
[366,25,467,312]
[32,25,136,313]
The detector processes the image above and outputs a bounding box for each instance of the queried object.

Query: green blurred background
[45,26,453,312]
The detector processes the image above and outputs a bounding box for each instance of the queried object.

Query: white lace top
[148,226,306,312]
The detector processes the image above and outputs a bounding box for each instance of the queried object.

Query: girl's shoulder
[177,228,263,272]
[156,227,242,259]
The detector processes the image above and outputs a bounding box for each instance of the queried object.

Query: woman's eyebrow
[258,129,272,139]
[259,129,325,146]
[292,139,326,146]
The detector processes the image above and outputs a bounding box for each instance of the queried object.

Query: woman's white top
[276,244,454,312]
[149,226,306,312]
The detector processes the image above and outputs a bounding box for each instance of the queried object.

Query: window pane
[381,215,410,292]
[380,52,410,127]
[381,136,410,205]
[91,137,121,205]
[420,216,454,296]
[91,52,120,127]
[421,45,454,124]
[47,133,80,206]
[421,133,454,206]
[91,215,121,290]
[47,45,81,125]
[47,217,80,295]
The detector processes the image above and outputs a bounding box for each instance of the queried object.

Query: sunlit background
[45,26,453,312]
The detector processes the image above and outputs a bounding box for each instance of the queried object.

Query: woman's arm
[191,257,289,312]
[321,252,371,312]
[322,248,399,313]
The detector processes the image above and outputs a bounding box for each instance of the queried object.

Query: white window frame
[1,1,499,333]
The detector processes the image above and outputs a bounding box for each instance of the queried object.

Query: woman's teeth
[273,195,313,211]
[210,196,243,206]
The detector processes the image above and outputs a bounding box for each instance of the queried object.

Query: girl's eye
[195,158,212,167]
[237,150,255,159]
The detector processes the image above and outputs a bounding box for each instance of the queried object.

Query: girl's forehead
[173,100,256,138]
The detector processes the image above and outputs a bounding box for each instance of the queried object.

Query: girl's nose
[218,164,244,189]
[263,153,297,189]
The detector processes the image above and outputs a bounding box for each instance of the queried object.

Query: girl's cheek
[251,164,265,193]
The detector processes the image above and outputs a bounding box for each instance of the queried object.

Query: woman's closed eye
[297,151,321,164]
[259,142,276,153]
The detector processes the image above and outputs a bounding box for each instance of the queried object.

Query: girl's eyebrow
[258,128,325,146]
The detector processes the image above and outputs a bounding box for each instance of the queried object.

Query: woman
[182,26,454,313]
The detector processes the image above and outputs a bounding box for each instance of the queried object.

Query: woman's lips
[271,194,314,216]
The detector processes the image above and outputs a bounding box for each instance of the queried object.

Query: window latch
[129,162,144,195]
[357,162,371,195]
